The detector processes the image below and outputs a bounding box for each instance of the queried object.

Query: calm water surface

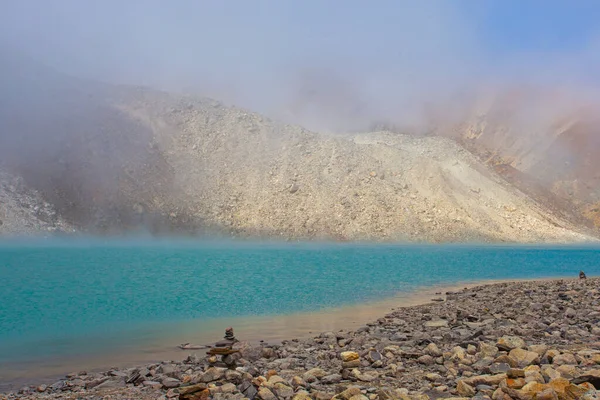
[0,239,598,385]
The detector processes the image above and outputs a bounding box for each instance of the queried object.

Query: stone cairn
[207,327,240,369]
[580,270,587,280]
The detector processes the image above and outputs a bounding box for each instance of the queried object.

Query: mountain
[0,170,73,235]
[0,52,596,242]
[447,87,600,231]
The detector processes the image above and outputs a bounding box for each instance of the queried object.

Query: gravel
[3,277,600,400]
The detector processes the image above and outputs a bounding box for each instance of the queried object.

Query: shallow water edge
[0,275,580,389]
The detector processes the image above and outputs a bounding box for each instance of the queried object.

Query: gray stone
[161,377,181,389]
[321,374,342,384]
[200,367,227,382]
[425,319,449,328]
[418,355,435,365]
[239,381,258,400]
[95,378,126,390]
[142,381,162,389]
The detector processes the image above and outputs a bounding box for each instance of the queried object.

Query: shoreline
[1,274,593,396]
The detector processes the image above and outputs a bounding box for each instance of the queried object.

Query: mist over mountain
[1,2,599,241]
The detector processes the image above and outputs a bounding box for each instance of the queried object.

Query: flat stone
[178,383,208,395]
[200,367,226,382]
[342,360,362,369]
[507,369,525,378]
[221,383,237,393]
[305,368,328,379]
[489,363,511,374]
[162,377,181,389]
[528,345,549,356]
[425,373,443,382]
[505,377,527,389]
[268,375,286,385]
[573,369,600,387]
[417,354,435,365]
[556,365,579,380]
[95,378,126,390]
[425,319,449,328]
[321,374,342,384]
[142,380,162,390]
[497,336,526,351]
[552,353,578,366]
[461,373,507,387]
[494,355,518,368]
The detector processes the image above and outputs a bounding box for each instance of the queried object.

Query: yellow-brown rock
[506,378,527,389]
[456,381,476,397]
[340,351,360,362]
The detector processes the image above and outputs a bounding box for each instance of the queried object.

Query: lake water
[1,239,599,387]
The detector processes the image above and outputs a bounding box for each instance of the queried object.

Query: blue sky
[1,1,599,129]
[473,1,599,54]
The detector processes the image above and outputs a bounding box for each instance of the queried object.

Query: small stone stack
[208,328,240,370]
[224,328,236,342]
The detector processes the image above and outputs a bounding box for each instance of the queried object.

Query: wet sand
[0,276,569,389]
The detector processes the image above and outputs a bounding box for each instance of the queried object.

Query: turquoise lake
[1,239,599,385]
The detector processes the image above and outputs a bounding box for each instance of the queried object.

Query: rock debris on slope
[0,170,73,235]
[111,90,595,242]
[0,81,597,242]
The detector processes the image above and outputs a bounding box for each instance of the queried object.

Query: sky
[1,1,600,131]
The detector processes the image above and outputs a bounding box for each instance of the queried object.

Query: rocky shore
[3,278,600,400]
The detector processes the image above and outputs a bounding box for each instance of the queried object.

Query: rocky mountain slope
[446,87,600,231]
[0,54,596,242]
[0,170,73,235]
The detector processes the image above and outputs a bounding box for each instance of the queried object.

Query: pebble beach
[3,277,600,400]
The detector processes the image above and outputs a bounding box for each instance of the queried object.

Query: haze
[2,1,600,132]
